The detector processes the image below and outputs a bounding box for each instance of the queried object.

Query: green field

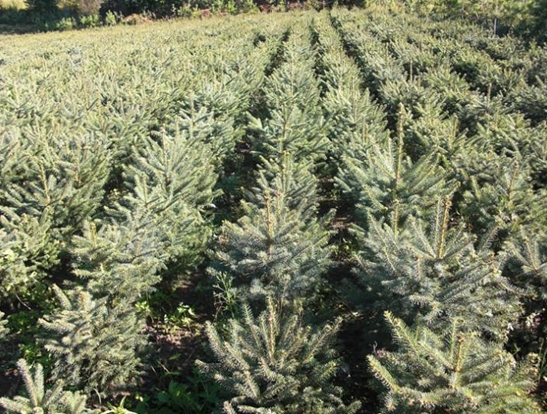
[1,8,547,414]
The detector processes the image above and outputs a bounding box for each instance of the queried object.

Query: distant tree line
[0,0,546,42]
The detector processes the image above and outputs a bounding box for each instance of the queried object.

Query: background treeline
[361,0,547,45]
[0,0,546,41]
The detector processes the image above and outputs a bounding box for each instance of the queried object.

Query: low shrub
[80,11,99,25]
[55,15,76,30]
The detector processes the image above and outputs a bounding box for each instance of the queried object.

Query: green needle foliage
[337,106,454,229]
[368,312,540,414]
[0,133,110,240]
[210,156,332,307]
[0,359,98,414]
[354,198,521,339]
[72,122,219,298]
[0,210,59,298]
[248,28,330,164]
[111,124,218,267]
[505,229,547,301]
[197,298,361,414]
[38,285,146,397]
[458,153,547,238]
[0,132,111,297]
[249,156,320,222]
[71,218,166,298]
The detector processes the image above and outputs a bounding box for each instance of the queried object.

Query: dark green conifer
[337,106,453,229]
[505,229,547,301]
[0,210,59,298]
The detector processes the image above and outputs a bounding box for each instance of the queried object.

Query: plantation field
[1,8,547,413]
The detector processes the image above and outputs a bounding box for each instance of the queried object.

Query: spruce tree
[71,218,166,298]
[197,298,361,414]
[368,312,540,414]
[248,28,330,165]
[249,155,320,222]
[112,125,218,266]
[72,123,219,298]
[354,198,521,339]
[161,102,237,169]
[0,133,110,241]
[0,359,98,414]
[38,285,146,397]
[422,65,473,117]
[505,229,547,301]
[0,210,60,298]
[314,13,390,162]
[210,156,332,307]
[457,153,546,238]
[0,131,110,299]
[337,106,453,230]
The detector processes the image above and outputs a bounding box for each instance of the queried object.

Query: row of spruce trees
[0,16,290,413]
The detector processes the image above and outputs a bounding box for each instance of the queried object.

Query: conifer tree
[313,15,391,162]
[457,152,546,238]
[337,106,453,229]
[248,29,330,164]
[354,198,521,339]
[526,122,547,185]
[163,102,237,168]
[197,298,361,414]
[0,133,110,240]
[509,79,547,127]
[71,218,166,298]
[505,229,547,301]
[422,65,473,117]
[322,82,390,160]
[210,156,332,307]
[38,285,146,397]
[379,77,445,131]
[72,122,219,298]
[368,312,540,414]
[113,125,218,265]
[0,131,110,299]
[0,359,98,414]
[0,210,59,298]
[249,155,320,222]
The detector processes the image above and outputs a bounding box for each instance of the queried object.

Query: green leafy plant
[79,13,100,27]
[152,373,223,414]
[163,303,197,334]
[55,16,77,31]
[104,10,118,25]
